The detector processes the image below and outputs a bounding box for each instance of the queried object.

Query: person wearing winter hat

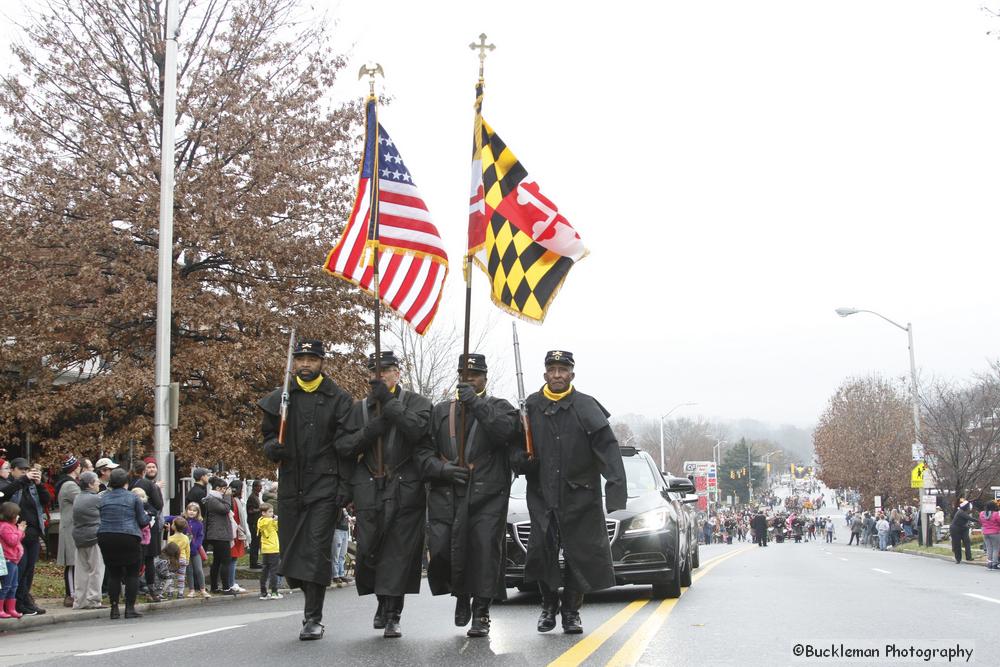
[0,459,10,481]
[56,455,83,607]
[950,499,978,564]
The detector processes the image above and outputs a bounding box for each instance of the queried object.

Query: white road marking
[964,593,1000,605]
[872,568,891,574]
[75,625,247,656]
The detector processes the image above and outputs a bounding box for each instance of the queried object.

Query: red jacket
[0,521,25,563]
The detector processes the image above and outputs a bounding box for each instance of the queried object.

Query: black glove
[441,463,470,485]
[456,383,479,406]
[511,448,539,474]
[363,416,388,441]
[369,379,395,405]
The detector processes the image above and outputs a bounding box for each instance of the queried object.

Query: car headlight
[624,509,671,535]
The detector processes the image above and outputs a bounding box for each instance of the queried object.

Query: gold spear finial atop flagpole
[469,33,495,82]
[358,63,384,97]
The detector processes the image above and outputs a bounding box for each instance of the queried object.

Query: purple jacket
[166,515,205,553]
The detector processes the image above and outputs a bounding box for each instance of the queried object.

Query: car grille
[513,520,618,551]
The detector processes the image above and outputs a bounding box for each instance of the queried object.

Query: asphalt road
[1,502,996,666]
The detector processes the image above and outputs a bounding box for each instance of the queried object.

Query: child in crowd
[165,517,190,600]
[257,503,281,600]
[151,542,182,600]
[0,502,25,619]
[131,487,157,600]
[183,502,208,598]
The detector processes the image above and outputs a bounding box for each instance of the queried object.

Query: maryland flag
[468,84,586,322]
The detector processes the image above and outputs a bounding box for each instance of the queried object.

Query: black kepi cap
[9,458,30,470]
[368,350,401,370]
[458,353,487,373]
[544,350,575,366]
[293,339,326,357]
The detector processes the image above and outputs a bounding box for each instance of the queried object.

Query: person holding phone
[0,458,51,616]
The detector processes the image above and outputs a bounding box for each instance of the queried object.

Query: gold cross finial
[469,33,495,81]
[358,63,384,97]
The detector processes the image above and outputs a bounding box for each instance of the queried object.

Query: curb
[0,585,303,632]
[893,546,988,566]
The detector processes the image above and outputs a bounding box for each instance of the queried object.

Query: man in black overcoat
[513,350,626,635]
[335,350,431,639]
[259,338,354,641]
[416,353,519,638]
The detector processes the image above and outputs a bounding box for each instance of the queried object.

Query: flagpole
[460,34,496,469]
[360,64,385,478]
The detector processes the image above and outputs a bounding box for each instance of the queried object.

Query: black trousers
[248,514,261,567]
[303,581,326,623]
[98,533,142,606]
[952,530,973,562]
[260,553,280,595]
[207,540,233,590]
[15,538,41,609]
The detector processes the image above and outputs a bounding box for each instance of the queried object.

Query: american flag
[325,100,448,335]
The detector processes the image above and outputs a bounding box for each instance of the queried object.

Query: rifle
[278,329,297,445]
[511,322,534,458]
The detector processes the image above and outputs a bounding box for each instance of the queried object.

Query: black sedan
[505,446,699,598]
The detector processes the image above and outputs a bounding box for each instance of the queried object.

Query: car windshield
[509,455,660,499]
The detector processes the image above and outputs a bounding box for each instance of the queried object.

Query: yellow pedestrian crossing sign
[911,462,927,488]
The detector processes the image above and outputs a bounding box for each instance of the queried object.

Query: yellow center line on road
[605,546,754,667]
[546,599,649,667]
[546,546,753,667]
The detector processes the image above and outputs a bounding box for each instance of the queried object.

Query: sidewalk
[0,576,355,632]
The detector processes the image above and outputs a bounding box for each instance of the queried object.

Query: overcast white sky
[3,1,999,428]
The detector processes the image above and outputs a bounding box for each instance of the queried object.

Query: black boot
[299,583,325,640]
[537,591,560,633]
[124,604,143,619]
[560,589,584,634]
[454,595,472,627]
[109,602,120,620]
[467,597,491,637]
[373,595,387,629]
[383,596,402,638]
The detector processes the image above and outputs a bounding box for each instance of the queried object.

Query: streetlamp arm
[854,309,908,333]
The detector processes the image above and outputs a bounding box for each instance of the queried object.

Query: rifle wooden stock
[521,409,534,459]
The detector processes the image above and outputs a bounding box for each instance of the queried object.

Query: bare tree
[385,311,509,404]
[0,0,368,473]
[922,362,1000,504]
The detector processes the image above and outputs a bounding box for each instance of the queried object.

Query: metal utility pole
[836,307,927,545]
[153,0,179,503]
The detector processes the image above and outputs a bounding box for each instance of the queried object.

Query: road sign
[911,442,924,461]
[874,495,882,509]
[911,462,927,488]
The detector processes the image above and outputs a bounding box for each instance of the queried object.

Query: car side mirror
[667,477,695,495]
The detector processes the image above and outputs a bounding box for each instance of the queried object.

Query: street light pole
[658,402,697,472]
[836,306,926,545]
[154,0,180,506]
[712,440,724,508]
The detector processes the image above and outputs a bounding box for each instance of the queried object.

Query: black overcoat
[334,387,431,597]
[259,375,354,588]
[416,393,519,600]
[521,388,627,593]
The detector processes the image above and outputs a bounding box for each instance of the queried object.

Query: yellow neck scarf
[542,384,573,402]
[296,375,323,393]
